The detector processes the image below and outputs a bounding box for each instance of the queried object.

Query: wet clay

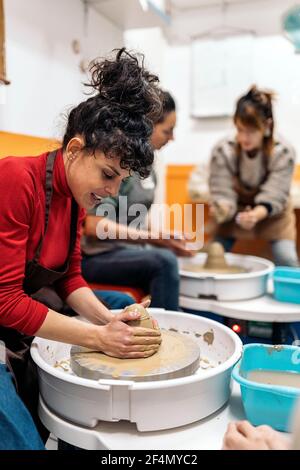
[125,304,159,331]
[247,370,300,389]
[70,330,200,382]
[182,242,247,274]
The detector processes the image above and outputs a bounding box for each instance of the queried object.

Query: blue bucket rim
[273,266,300,276]
[232,343,300,397]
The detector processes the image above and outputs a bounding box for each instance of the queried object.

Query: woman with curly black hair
[81,90,193,311]
[0,48,162,449]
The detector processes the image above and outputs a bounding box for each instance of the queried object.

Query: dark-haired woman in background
[0,49,162,449]
[81,90,193,311]
[209,86,298,266]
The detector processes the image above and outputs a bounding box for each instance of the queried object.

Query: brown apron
[217,159,296,242]
[0,150,78,440]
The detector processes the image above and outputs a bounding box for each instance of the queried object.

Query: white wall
[162,35,300,166]
[0,0,123,138]
[2,1,300,165]
[161,42,232,166]
[126,27,300,167]
[125,26,300,209]
[166,0,297,44]
[125,27,169,205]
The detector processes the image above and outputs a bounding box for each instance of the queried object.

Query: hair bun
[246,85,274,107]
[86,48,162,122]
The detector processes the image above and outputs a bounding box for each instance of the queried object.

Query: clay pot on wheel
[124,304,160,331]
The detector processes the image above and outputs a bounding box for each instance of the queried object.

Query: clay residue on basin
[267,345,284,355]
[54,359,72,373]
[203,329,214,346]
[199,356,216,370]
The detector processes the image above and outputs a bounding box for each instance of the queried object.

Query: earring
[264,129,271,137]
[68,153,76,162]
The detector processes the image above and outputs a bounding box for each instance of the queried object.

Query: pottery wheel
[182,241,247,274]
[183,265,246,274]
[70,330,200,382]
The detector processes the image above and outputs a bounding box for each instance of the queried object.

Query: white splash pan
[179,253,274,301]
[31,309,242,432]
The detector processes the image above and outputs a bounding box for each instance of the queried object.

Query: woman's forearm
[35,306,162,359]
[66,287,113,324]
[84,215,192,254]
[35,308,103,349]
[85,215,149,243]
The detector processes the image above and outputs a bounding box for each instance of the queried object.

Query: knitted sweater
[209,136,296,219]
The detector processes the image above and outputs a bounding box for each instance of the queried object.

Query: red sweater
[0,149,88,335]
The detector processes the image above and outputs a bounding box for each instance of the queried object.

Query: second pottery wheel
[182,242,247,274]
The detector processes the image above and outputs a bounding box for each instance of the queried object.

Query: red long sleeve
[0,150,88,335]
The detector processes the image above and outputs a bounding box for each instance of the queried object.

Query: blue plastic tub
[273,267,300,304]
[232,344,300,431]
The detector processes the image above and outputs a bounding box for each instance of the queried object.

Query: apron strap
[68,197,78,257]
[33,151,57,261]
[44,150,57,234]
[33,150,78,262]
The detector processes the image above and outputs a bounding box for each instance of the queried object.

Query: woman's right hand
[95,308,162,359]
[150,230,195,257]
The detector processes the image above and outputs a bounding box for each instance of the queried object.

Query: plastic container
[273,267,300,304]
[179,253,274,301]
[232,343,300,431]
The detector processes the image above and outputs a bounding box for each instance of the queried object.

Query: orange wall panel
[165,164,209,243]
[0,131,60,158]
